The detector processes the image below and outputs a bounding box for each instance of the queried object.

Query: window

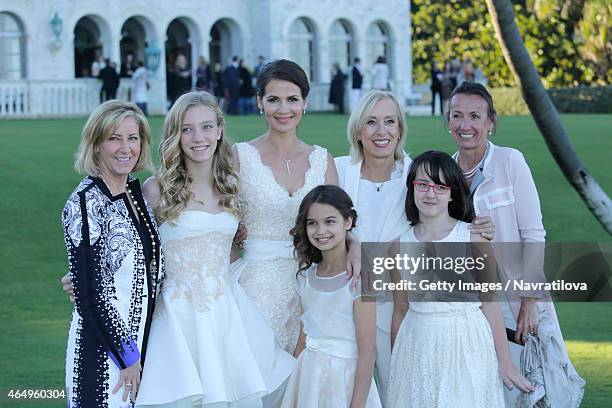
[289,18,316,80]
[329,20,352,71]
[0,12,25,80]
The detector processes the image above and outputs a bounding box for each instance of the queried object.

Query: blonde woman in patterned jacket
[62,100,164,407]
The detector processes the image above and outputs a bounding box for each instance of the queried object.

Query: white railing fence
[0,78,416,118]
[0,79,136,118]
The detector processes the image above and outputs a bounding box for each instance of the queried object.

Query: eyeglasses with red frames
[412,181,452,194]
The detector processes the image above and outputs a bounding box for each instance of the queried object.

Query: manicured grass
[0,113,610,407]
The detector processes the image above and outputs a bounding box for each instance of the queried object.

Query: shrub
[489,86,612,115]
[548,86,612,113]
[490,88,530,115]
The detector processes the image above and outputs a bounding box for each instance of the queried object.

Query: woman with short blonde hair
[62,100,163,407]
[336,89,494,405]
[74,100,153,176]
[346,90,407,164]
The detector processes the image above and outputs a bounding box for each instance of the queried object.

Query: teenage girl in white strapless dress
[135,92,293,407]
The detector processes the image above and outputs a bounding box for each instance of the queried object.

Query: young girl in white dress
[387,151,534,408]
[281,185,381,408]
[134,91,294,407]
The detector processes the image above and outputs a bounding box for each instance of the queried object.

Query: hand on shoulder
[142,176,161,209]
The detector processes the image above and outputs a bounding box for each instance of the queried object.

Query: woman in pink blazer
[447,81,584,407]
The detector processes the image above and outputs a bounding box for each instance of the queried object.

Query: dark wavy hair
[290,185,357,276]
[256,59,310,99]
[405,151,475,226]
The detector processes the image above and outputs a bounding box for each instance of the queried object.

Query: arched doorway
[329,19,353,71]
[166,17,201,104]
[74,16,105,77]
[288,18,317,80]
[0,12,26,80]
[366,21,391,74]
[209,19,243,67]
[120,17,148,77]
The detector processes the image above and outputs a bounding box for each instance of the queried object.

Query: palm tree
[485,0,612,235]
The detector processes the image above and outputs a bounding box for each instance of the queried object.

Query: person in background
[91,49,106,78]
[121,53,136,78]
[329,62,347,114]
[440,60,456,114]
[213,62,225,107]
[239,59,255,115]
[171,54,192,106]
[457,59,488,87]
[350,57,364,113]
[371,56,390,91]
[195,56,213,93]
[99,59,120,102]
[430,61,443,115]
[224,56,241,114]
[132,61,149,116]
[253,55,266,88]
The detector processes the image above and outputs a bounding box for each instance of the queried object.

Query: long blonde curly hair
[155,91,240,223]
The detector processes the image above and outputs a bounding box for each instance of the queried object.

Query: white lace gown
[387,221,505,408]
[136,211,294,408]
[231,142,328,353]
[280,266,382,408]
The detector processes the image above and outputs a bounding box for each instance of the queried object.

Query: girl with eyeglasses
[386,151,533,408]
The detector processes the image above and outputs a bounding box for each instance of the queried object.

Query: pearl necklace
[126,185,159,298]
[458,144,489,179]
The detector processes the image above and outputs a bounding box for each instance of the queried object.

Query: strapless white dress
[136,211,294,408]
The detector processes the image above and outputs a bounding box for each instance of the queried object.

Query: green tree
[485,0,612,234]
[411,0,603,87]
[575,0,611,84]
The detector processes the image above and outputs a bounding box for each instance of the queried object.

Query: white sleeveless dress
[280,266,382,408]
[387,221,505,408]
[231,142,328,352]
[136,211,294,408]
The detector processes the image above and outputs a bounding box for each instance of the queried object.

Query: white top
[297,265,362,359]
[132,66,148,103]
[400,221,481,313]
[335,156,411,243]
[335,155,412,333]
[371,63,390,90]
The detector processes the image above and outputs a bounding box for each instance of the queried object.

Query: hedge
[490,86,612,115]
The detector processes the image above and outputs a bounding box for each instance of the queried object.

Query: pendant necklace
[282,157,292,174]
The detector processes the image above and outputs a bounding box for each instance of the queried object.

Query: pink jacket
[472,142,546,243]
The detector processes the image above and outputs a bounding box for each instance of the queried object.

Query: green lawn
[0,113,610,407]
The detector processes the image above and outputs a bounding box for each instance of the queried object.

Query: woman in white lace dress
[230,60,344,353]
[387,151,533,408]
